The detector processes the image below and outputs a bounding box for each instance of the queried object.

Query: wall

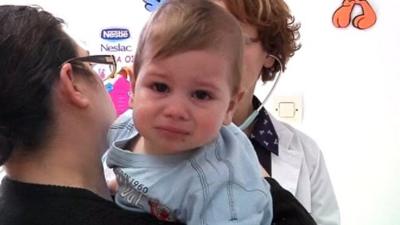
[1,0,399,224]
[261,1,400,224]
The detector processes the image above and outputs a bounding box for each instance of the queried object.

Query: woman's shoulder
[0,178,184,225]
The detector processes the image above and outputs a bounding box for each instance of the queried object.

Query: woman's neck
[5,145,112,201]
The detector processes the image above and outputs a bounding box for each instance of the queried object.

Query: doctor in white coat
[213,0,341,224]
[270,115,340,225]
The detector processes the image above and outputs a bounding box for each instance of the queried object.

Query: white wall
[261,1,400,224]
[1,0,399,224]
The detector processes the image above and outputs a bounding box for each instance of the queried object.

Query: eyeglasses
[62,55,117,81]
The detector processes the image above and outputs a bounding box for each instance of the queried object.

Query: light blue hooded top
[105,110,272,225]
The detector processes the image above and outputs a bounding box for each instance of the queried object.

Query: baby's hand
[107,178,119,194]
[260,165,270,178]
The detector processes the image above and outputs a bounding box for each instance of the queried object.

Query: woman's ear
[263,54,275,68]
[223,89,245,125]
[58,63,90,108]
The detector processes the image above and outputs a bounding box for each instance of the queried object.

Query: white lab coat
[270,115,340,225]
[0,167,5,180]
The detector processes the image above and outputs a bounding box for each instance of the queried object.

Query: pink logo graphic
[109,76,131,116]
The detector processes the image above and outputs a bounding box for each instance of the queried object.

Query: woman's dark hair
[0,5,77,165]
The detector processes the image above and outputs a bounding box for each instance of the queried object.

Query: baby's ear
[129,64,137,90]
[223,89,245,125]
[129,65,137,108]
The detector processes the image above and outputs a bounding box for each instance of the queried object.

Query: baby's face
[131,50,236,154]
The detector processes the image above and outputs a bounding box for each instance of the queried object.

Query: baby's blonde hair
[134,0,243,95]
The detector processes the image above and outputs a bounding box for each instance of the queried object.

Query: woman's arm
[265,177,317,225]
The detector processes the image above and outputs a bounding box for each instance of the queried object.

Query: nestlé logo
[101,28,130,40]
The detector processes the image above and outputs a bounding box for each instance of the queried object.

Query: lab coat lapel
[270,117,304,196]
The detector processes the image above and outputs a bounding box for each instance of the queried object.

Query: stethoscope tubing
[239,55,283,130]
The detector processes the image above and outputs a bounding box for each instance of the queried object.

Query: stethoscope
[239,54,283,130]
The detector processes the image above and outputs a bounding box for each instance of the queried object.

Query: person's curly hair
[218,0,301,82]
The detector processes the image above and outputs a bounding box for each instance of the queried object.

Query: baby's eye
[151,82,169,93]
[192,90,211,100]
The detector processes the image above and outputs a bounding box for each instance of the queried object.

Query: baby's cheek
[199,119,223,140]
[132,107,151,130]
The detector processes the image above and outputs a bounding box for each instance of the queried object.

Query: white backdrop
[1,0,399,224]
